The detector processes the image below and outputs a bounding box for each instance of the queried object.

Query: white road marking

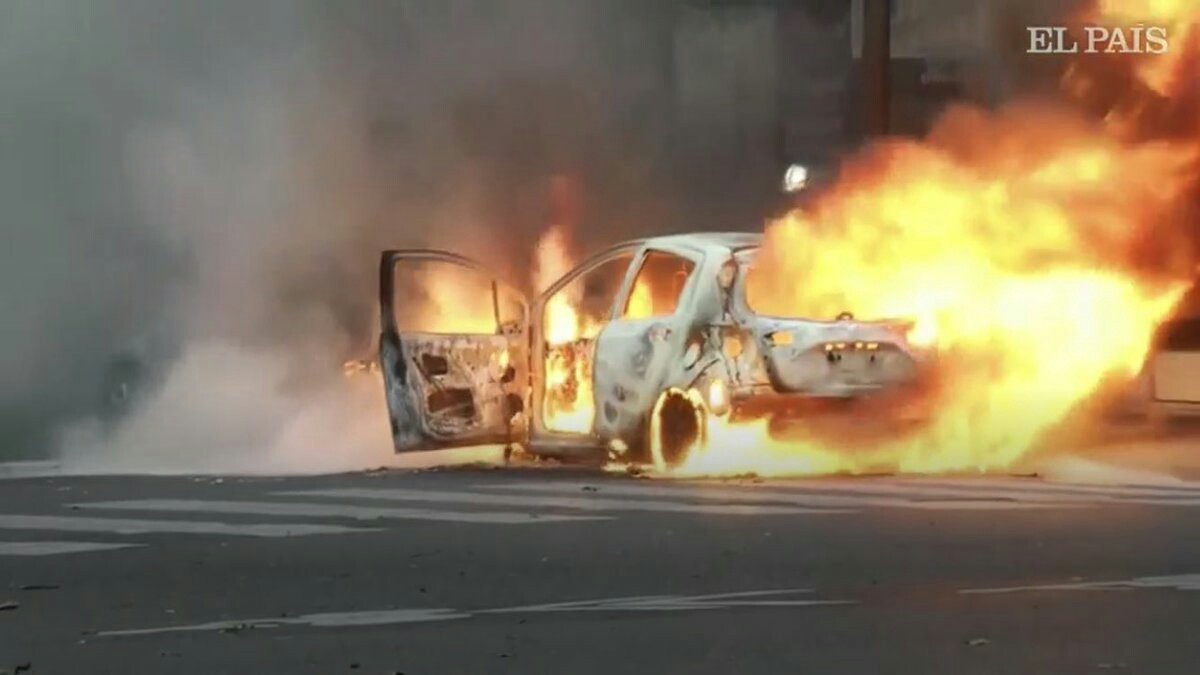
[750,475,1200,503]
[100,609,470,636]
[894,477,1200,500]
[99,588,852,637]
[481,482,1069,510]
[276,488,851,516]
[486,475,1200,509]
[751,478,1098,504]
[479,588,850,613]
[0,514,379,538]
[1094,498,1200,506]
[0,541,144,556]
[0,461,62,480]
[74,499,610,525]
[758,475,1104,502]
[799,478,1200,507]
[961,573,1200,594]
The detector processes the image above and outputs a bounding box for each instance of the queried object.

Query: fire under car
[376,233,938,468]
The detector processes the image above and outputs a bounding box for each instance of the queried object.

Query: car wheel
[649,388,706,471]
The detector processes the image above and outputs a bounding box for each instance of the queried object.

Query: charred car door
[592,248,700,441]
[378,250,528,452]
[529,245,639,447]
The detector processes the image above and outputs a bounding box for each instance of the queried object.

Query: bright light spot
[782,163,809,193]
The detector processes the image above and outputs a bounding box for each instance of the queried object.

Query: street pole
[862,0,891,136]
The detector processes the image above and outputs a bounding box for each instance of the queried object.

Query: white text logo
[1027,26,1168,54]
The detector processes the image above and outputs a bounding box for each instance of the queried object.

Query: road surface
[2,463,1200,673]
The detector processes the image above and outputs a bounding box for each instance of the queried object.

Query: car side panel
[592,245,714,442]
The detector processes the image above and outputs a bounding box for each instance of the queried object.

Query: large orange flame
[1095,0,1199,97]
[537,226,652,434]
[536,226,601,433]
[661,1,1200,477]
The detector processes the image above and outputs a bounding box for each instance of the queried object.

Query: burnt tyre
[650,389,706,470]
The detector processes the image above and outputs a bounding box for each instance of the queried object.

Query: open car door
[378,250,529,452]
[527,244,641,453]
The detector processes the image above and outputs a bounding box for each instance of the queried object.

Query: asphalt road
[2,463,1200,674]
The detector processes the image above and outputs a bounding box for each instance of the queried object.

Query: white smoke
[0,0,676,473]
[3,1,814,474]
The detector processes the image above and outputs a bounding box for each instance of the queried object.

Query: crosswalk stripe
[893,477,1200,499]
[0,514,379,538]
[751,475,1200,499]
[482,478,1200,509]
[74,500,611,525]
[800,478,1200,506]
[275,488,849,516]
[480,482,1071,510]
[749,478,1098,503]
[960,573,1200,594]
[98,588,850,637]
[0,461,62,480]
[0,541,144,556]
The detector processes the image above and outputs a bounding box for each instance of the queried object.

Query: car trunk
[752,317,919,396]
[733,248,923,397]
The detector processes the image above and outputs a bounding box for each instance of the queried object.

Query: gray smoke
[1,0,783,471]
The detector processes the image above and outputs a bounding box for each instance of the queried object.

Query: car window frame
[617,246,701,321]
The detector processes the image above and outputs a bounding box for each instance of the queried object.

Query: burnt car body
[377,234,934,466]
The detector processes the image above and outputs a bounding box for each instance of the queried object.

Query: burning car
[376,234,936,470]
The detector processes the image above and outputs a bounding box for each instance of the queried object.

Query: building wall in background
[669,3,782,226]
[673,5,778,166]
[848,0,1086,118]
[776,1,855,173]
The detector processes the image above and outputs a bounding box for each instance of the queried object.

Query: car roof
[620,231,762,253]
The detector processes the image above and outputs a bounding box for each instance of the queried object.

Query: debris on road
[0,602,19,612]
[966,638,990,647]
